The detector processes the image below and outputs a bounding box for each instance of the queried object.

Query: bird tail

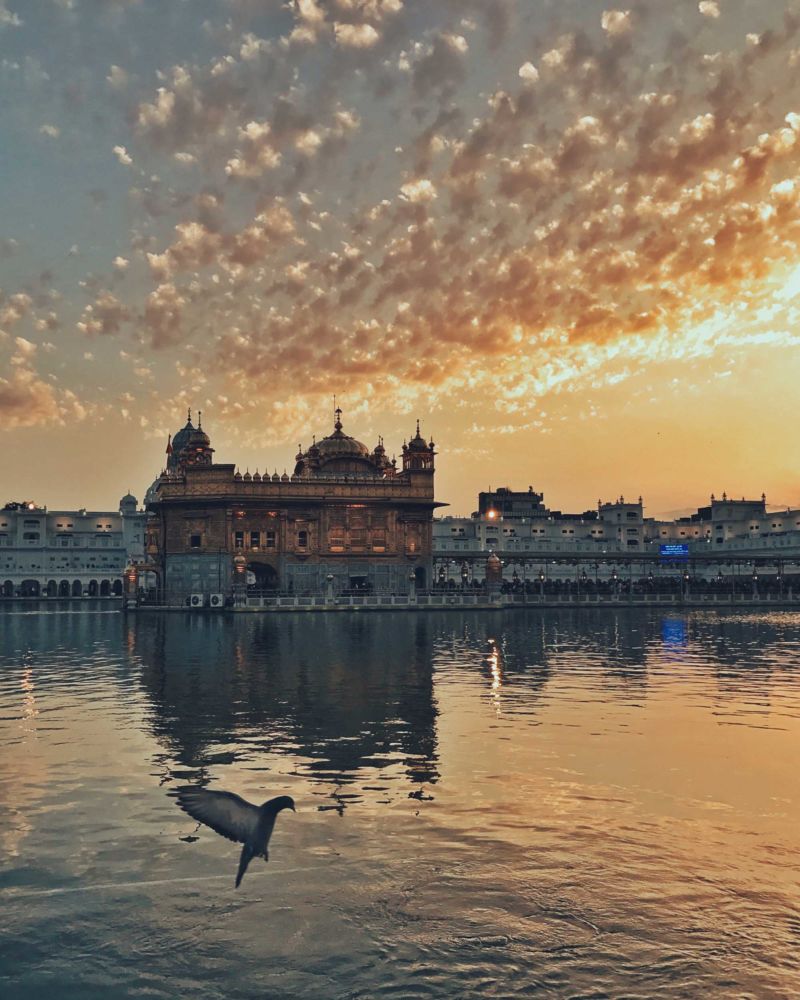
[235,844,254,888]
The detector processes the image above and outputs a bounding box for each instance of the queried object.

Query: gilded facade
[144,408,440,600]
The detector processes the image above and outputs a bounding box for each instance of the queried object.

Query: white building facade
[434,487,800,584]
[0,494,146,598]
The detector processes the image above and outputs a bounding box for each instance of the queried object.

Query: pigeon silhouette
[175,786,295,887]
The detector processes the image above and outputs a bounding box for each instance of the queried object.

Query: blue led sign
[659,543,689,558]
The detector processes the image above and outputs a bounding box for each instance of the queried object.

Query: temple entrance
[247,562,279,591]
[414,566,427,590]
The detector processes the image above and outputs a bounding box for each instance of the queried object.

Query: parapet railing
[131,590,800,611]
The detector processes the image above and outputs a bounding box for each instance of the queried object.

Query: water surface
[1,606,799,997]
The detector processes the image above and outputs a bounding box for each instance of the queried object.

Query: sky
[1,0,800,517]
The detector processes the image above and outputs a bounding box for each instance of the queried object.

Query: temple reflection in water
[124,608,800,810]
[129,612,441,798]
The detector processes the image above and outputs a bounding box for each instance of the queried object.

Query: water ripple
[1,608,799,998]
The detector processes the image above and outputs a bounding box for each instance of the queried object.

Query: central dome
[315,428,371,459]
[293,405,384,478]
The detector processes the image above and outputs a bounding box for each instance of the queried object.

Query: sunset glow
[1,1,799,513]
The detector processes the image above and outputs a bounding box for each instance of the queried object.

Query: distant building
[0,494,146,598]
[143,407,439,600]
[434,487,800,582]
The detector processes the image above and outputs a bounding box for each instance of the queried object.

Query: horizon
[4,401,794,524]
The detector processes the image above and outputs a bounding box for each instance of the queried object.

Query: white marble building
[0,494,146,598]
[434,487,800,582]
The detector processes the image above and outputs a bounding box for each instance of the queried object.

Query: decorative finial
[416,418,420,436]
[334,395,343,432]
[187,407,192,423]
[197,409,202,429]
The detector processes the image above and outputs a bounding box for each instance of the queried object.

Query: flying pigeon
[175,786,295,887]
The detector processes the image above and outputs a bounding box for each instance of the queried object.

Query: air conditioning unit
[209,593,224,608]
[189,593,204,608]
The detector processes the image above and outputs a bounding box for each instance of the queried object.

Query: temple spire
[334,394,343,432]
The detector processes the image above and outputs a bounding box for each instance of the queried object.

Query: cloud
[399,177,436,202]
[699,1,720,17]
[144,282,186,348]
[0,2,21,29]
[0,367,60,428]
[225,121,281,178]
[601,10,632,37]
[107,64,128,89]
[334,22,380,48]
[113,144,133,165]
[412,32,469,98]
[7,0,800,448]
[76,291,130,336]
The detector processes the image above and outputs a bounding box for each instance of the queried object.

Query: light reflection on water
[1,606,799,998]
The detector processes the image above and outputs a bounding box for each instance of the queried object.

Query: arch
[46,579,58,598]
[88,580,99,597]
[72,579,83,597]
[246,562,279,591]
[100,579,111,597]
[20,580,41,598]
[59,580,71,597]
[112,579,123,597]
[2,580,13,598]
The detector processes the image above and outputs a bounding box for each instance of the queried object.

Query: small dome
[186,425,210,448]
[170,410,195,456]
[243,470,252,482]
[253,471,261,482]
[407,420,430,451]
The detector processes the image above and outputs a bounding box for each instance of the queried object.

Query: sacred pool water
[1,606,799,998]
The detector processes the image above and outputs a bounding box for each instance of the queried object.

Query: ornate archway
[246,561,279,591]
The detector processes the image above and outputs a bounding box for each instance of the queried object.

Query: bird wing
[175,787,261,845]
